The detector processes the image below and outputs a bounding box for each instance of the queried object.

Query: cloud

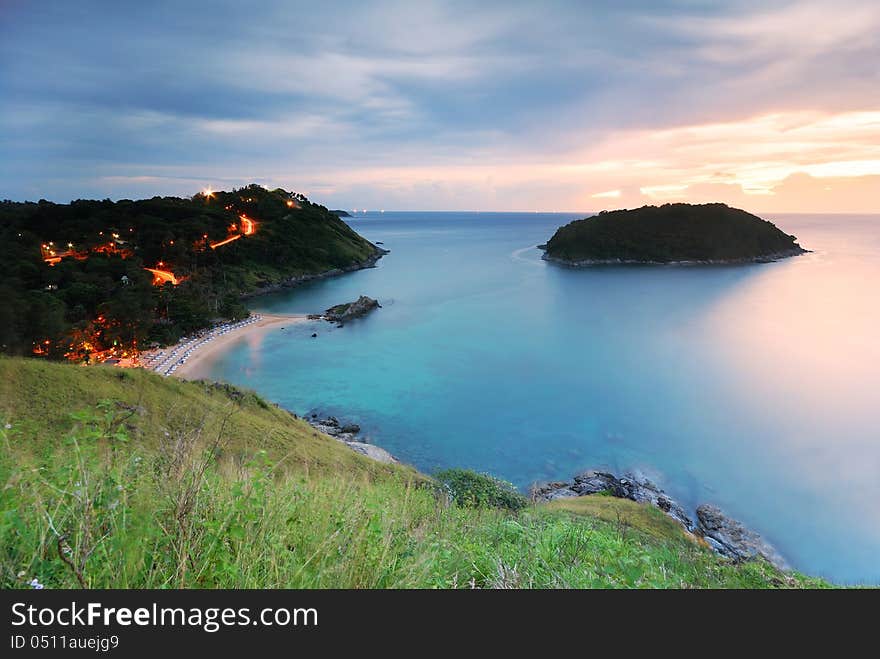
[0,0,878,211]
[592,190,621,199]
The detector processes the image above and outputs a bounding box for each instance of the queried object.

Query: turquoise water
[198,211,880,584]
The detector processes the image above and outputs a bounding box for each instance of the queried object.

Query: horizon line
[3,197,877,216]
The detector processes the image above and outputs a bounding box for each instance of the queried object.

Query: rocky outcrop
[532,470,695,531]
[696,504,788,570]
[532,468,785,567]
[321,296,381,324]
[305,413,398,464]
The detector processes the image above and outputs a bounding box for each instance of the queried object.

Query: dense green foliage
[543,203,805,263]
[436,468,528,511]
[0,358,828,589]
[0,185,380,357]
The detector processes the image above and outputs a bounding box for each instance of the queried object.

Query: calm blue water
[197,211,880,584]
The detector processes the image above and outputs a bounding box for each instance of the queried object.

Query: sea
[191,211,880,584]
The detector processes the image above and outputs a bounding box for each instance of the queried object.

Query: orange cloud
[95,109,880,213]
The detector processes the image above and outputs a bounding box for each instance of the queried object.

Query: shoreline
[176,313,308,379]
[240,246,389,299]
[140,313,309,380]
[140,246,388,378]
[539,246,809,266]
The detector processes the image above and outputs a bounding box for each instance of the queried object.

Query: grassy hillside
[0,358,827,588]
[543,203,805,263]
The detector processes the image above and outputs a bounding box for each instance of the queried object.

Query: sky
[1,0,878,212]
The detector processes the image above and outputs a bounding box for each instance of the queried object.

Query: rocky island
[308,295,382,326]
[540,203,807,265]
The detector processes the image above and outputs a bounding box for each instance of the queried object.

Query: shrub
[435,468,528,511]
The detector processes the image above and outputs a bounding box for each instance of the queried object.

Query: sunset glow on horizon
[0,1,877,213]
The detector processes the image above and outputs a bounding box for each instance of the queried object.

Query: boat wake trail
[510,245,544,266]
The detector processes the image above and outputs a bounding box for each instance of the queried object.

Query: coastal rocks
[308,415,357,440]
[696,505,788,570]
[532,468,787,568]
[573,470,623,496]
[531,481,580,500]
[305,414,398,464]
[322,295,381,323]
[532,470,695,531]
[617,473,695,532]
[344,441,397,464]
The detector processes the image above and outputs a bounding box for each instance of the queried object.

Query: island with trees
[540,203,807,265]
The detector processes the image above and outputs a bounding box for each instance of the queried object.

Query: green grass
[0,357,829,589]
[546,495,699,543]
[435,468,528,511]
[0,357,412,481]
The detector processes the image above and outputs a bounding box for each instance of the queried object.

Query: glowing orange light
[209,234,242,249]
[203,187,215,199]
[145,267,179,286]
[240,215,255,235]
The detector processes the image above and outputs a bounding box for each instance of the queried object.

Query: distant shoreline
[539,245,808,267]
[240,246,389,299]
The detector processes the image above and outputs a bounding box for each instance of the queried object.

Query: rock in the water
[695,504,788,570]
[311,332,318,338]
[340,423,361,435]
[323,295,381,323]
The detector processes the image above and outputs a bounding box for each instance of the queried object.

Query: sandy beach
[141,313,308,380]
